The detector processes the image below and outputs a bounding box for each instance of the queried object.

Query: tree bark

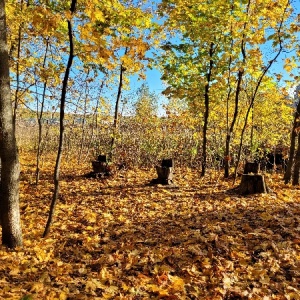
[239,174,268,194]
[43,0,76,237]
[225,68,243,178]
[292,131,300,185]
[109,47,128,162]
[0,0,22,248]
[12,0,25,131]
[284,98,300,183]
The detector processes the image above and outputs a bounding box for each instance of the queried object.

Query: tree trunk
[225,68,244,178]
[201,42,214,177]
[284,132,297,184]
[244,162,260,174]
[36,38,49,185]
[109,47,128,162]
[12,0,25,131]
[284,99,300,183]
[292,133,300,185]
[0,0,22,248]
[224,2,248,179]
[151,159,174,185]
[43,0,76,237]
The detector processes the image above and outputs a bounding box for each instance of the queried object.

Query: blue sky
[127,0,300,110]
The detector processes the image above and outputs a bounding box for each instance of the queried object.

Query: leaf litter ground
[1,154,300,300]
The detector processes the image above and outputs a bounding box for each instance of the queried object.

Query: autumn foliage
[0,152,299,299]
[0,0,300,298]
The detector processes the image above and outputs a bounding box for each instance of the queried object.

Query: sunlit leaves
[1,153,300,299]
[6,0,157,123]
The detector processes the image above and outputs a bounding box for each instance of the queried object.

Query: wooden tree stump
[98,155,107,163]
[150,159,174,185]
[92,161,108,174]
[244,162,260,174]
[155,166,173,184]
[91,154,113,177]
[161,159,174,168]
[238,174,268,194]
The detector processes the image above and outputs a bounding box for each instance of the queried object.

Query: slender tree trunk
[224,0,248,178]
[36,38,49,185]
[250,104,254,151]
[225,61,232,177]
[43,0,76,237]
[284,130,297,183]
[0,0,22,248]
[109,48,128,162]
[292,133,300,185]
[12,0,24,131]
[225,83,232,177]
[284,99,300,183]
[201,42,214,177]
[225,68,243,178]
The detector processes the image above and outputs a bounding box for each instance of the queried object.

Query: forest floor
[0,153,300,300]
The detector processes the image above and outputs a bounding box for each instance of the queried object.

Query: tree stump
[98,155,107,163]
[161,159,174,168]
[92,161,108,173]
[238,174,268,194]
[244,162,260,174]
[155,166,173,184]
[91,155,112,177]
[150,159,174,185]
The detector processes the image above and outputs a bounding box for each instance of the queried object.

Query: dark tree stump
[238,174,268,194]
[90,154,113,177]
[92,161,108,173]
[98,155,107,163]
[150,159,174,185]
[156,166,173,184]
[244,162,260,174]
[161,159,174,168]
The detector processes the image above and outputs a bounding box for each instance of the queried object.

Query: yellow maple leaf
[102,286,119,299]
[223,275,232,289]
[146,284,169,296]
[59,291,68,300]
[169,275,185,291]
[94,10,105,22]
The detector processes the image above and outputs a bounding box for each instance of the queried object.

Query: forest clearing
[1,0,300,299]
[0,152,299,300]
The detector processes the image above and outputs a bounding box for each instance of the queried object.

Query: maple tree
[232,0,291,181]
[43,0,77,238]
[6,0,155,141]
[4,0,157,237]
[5,0,297,175]
[159,0,295,178]
[0,0,299,297]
